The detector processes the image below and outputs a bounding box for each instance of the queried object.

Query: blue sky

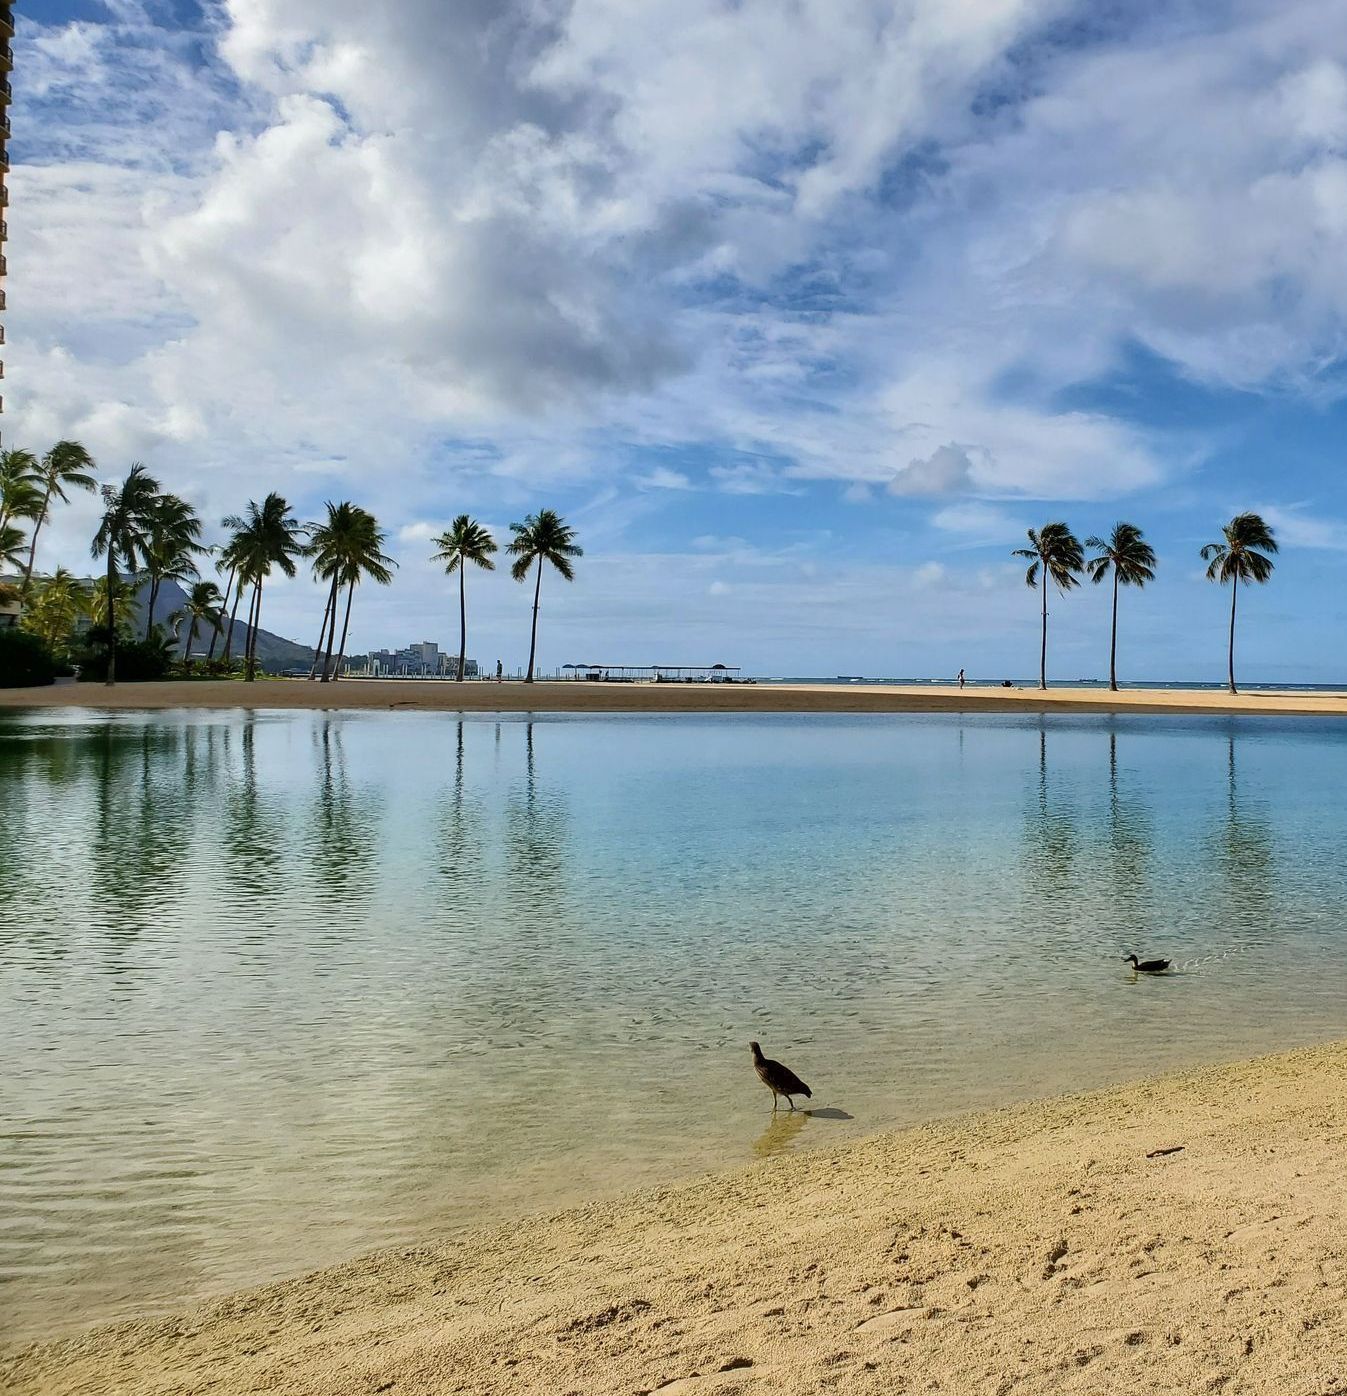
[10,0,1347,678]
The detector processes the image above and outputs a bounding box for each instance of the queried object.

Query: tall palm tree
[507,510,582,683]
[91,463,162,685]
[233,493,305,681]
[1201,513,1278,695]
[1013,522,1084,690]
[177,580,224,663]
[141,493,204,639]
[327,507,395,682]
[432,514,497,681]
[20,567,91,654]
[0,448,41,534]
[21,441,97,595]
[1085,522,1157,692]
[305,501,361,681]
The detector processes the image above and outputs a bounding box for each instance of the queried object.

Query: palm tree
[507,510,582,683]
[1085,522,1157,692]
[141,493,204,639]
[20,567,91,654]
[1201,513,1278,695]
[177,580,224,663]
[327,507,395,682]
[433,515,497,681]
[1013,522,1084,690]
[21,441,97,595]
[233,493,305,681]
[305,501,361,681]
[0,522,26,607]
[91,463,162,684]
[0,448,41,534]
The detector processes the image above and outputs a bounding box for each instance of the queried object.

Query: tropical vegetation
[91,464,162,685]
[1201,513,1278,695]
[305,502,395,682]
[1085,523,1157,692]
[507,510,582,683]
[1012,523,1084,690]
[432,515,497,682]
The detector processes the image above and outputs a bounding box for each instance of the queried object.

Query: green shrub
[0,628,58,688]
[71,626,175,683]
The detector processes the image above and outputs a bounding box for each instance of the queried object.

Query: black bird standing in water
[1124,954,1172,974]
[750,1041,812,1110]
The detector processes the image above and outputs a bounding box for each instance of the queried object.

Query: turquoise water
[3,707,1347,1340]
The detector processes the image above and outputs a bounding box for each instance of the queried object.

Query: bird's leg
[787,1096,796,1112]
[772,1094,779,1112]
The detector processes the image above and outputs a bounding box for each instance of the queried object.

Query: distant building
[347,644,476,678]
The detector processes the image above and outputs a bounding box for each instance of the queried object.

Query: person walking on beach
[496,658,503,682]
[957,668,966,689]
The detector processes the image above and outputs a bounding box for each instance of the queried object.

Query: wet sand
[2,677,1345,716]
[6,1039,1347,1395]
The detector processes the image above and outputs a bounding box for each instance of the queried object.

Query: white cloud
[12,0,1347,668]
[1252,502,1347,550]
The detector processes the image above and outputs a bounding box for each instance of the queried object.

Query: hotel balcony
[0,79,10,105]
[0,183,7,206]
[0,43,12,73]
[0,325,6,345]
[0,289,7,310]
[0,115,10,139]
[0,13,12,41]
[0,220,7,242]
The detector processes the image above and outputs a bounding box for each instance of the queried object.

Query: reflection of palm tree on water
[1213,731,1275,936]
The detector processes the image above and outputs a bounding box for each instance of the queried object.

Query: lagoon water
[3,706,1347,1340]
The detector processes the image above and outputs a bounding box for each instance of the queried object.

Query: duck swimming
[1124,954,1172,974]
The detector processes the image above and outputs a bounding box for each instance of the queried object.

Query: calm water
[3,707,1347,1340]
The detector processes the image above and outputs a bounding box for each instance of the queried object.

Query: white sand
[7,1039,1347,1395]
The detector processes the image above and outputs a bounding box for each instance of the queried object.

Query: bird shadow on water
[753,1106,854,1158]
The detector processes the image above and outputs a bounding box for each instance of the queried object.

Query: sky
[9,0,1347,679]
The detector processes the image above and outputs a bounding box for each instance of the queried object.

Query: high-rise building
[0,0,11,440]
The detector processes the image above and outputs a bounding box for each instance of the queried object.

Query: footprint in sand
[854,1307,918,1338]
[647,1358,756,1394]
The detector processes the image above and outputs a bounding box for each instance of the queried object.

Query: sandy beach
[6,1039,1347,1395]
[2,677,1346,716]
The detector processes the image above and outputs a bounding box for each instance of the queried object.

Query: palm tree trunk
[208,567,235,660]
[311,576,338,680]
[457,564,467,681]
[144,577,159,641]
[525,557,543,683]
[319,576,342,682]
[222,582,244,663]
[183,619,197,662]
[332,581,355,682]
[1227,572,1238,695]
[1039,568,1048,690]
[245,579,262,682]
[1109,568,1119,692]
[20,484,53,596]
[105,551,119,686]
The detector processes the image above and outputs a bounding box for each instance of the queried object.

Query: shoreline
[7,1039,1347,1395]
[3,676,1347,717]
